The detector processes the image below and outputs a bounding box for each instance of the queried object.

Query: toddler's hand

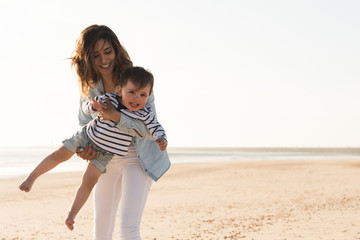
[97,98,120,122]
[91,98,106,112]
[155,138,167,151]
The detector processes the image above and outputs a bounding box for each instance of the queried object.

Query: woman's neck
[102,75,116,93]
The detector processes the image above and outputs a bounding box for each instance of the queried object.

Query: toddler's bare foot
[65,213,75,231]
[65,218,75,231]
[19,177,35,192]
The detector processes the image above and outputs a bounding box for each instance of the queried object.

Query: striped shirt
[82,93,167,156]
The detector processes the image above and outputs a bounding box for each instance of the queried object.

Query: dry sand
[1,159,360,240]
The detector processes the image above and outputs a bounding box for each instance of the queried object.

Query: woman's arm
[78,98,94,127]
[77,97,99,160]
[78,97,101,126]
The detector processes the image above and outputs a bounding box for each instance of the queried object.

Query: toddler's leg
[19,146,74,192]
[65,162,102,231]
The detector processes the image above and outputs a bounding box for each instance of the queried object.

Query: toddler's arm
[113,92,161,140]
[120,107,167,150]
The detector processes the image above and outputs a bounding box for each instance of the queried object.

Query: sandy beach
[1,159,360,240]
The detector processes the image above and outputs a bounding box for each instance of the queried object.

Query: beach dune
[1,159,360,239]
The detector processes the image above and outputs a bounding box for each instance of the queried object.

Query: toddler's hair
[119,66,154,94]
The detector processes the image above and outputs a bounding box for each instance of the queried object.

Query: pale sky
[1,0,359,148]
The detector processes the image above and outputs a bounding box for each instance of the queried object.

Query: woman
[71,25,170,240]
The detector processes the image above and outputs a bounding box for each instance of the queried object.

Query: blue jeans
[62,125,114,173]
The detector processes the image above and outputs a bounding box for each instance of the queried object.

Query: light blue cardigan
[78,81,170,181]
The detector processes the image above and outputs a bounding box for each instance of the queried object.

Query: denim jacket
[78,81,170,181]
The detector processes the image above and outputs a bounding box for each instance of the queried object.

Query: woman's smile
[100,63,111,68]
[99,62,112,70]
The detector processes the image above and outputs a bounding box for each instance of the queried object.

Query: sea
[1,146,360,179]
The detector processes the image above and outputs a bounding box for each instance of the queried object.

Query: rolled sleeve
[78,97,98,126]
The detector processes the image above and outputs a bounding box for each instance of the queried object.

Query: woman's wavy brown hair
[71,25,133,97]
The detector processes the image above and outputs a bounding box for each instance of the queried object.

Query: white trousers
[93,145,153,240]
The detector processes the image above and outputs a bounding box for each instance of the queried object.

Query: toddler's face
[117,81,151,111]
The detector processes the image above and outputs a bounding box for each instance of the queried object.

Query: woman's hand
[76,143,99,160]
[98,98,121,123]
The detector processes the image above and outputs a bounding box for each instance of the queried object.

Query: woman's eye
[94,55,99,58]
[105,51,112,55]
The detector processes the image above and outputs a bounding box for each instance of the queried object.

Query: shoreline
[2,159,360,239]
[2,145,360,152]
[168,146,360,153]
[3,155,360,181]
[2,146,360,181]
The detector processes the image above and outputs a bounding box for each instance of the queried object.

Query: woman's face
[93,39,116,78]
